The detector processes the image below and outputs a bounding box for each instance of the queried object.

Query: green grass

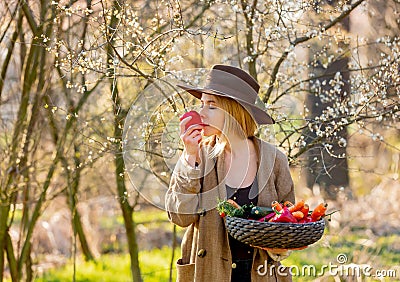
[139,246,178,281]
[34,246,178,282]
[32,233,400,282]
[133,207,170,224]
[35,254,131,282]
[282,233,400,281]
[11,207,399,281]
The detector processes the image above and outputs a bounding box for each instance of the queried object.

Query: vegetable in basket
[250,206,274,218]
[311,203,328,221]
[268,206,297,223]
[288,199,305,213]
[218,199,330,224]
[217,199,249,218]
[262,200,328,223]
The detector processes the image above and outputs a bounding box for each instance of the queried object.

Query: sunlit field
[6,178,399,281]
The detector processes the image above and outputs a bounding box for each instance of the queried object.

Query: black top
[226,181,258,260]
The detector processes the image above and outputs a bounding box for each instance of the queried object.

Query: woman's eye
[200,103,216,109]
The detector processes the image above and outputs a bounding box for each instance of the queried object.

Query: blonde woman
[166,65,295,282]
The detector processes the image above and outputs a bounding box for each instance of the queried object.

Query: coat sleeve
[165,155,201,227]
[274,150,295,204]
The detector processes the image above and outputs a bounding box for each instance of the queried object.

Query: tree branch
[262,0,366,102]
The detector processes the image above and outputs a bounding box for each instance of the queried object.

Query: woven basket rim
[225,216,325,225]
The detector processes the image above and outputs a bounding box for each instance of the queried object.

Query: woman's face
[199,94,225,137]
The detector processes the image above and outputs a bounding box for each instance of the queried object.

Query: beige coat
[166,137,295,282]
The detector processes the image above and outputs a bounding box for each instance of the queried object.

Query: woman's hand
[255,246,306,262]
[180,116,203,167]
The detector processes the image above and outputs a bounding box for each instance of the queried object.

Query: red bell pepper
[298,216,312,223]
[258,212,276,222]
[270,206,298,223]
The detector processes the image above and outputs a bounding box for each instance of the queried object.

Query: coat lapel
[216,149,227,200]
[254,140,277,205]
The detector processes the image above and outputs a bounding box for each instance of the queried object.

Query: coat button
[197,249,207,258]
[199,209,206,216]
[232,263,237,269]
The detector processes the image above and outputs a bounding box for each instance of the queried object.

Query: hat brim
[177,84,275,125]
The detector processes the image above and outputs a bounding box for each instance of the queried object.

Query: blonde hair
[208,95,258,157]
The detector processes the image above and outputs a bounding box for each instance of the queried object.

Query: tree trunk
[0,205,11,282]
[305,13,351,200]
[72,209,96,260]
[169,225,177,282]
[106,1,142,281]
[5,233,17,282]
[0,16,27,261]
[112,85,142,281]
[305,60,350,195]
[64,151,96,262]
[241,0,258,79]
[71,145,96,261]
[0,7,23,99]
[2,30,44,282]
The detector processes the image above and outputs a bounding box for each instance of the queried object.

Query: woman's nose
[199,107,206,118]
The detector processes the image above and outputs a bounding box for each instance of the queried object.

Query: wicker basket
[225,216,325,249]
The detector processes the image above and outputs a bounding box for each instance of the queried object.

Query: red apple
[179,110,204,130]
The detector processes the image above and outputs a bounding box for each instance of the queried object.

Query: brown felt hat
[177,64,274,124]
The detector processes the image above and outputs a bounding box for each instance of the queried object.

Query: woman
[166,64,295,282]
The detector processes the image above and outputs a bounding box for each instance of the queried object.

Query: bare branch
[262,0,366,102]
